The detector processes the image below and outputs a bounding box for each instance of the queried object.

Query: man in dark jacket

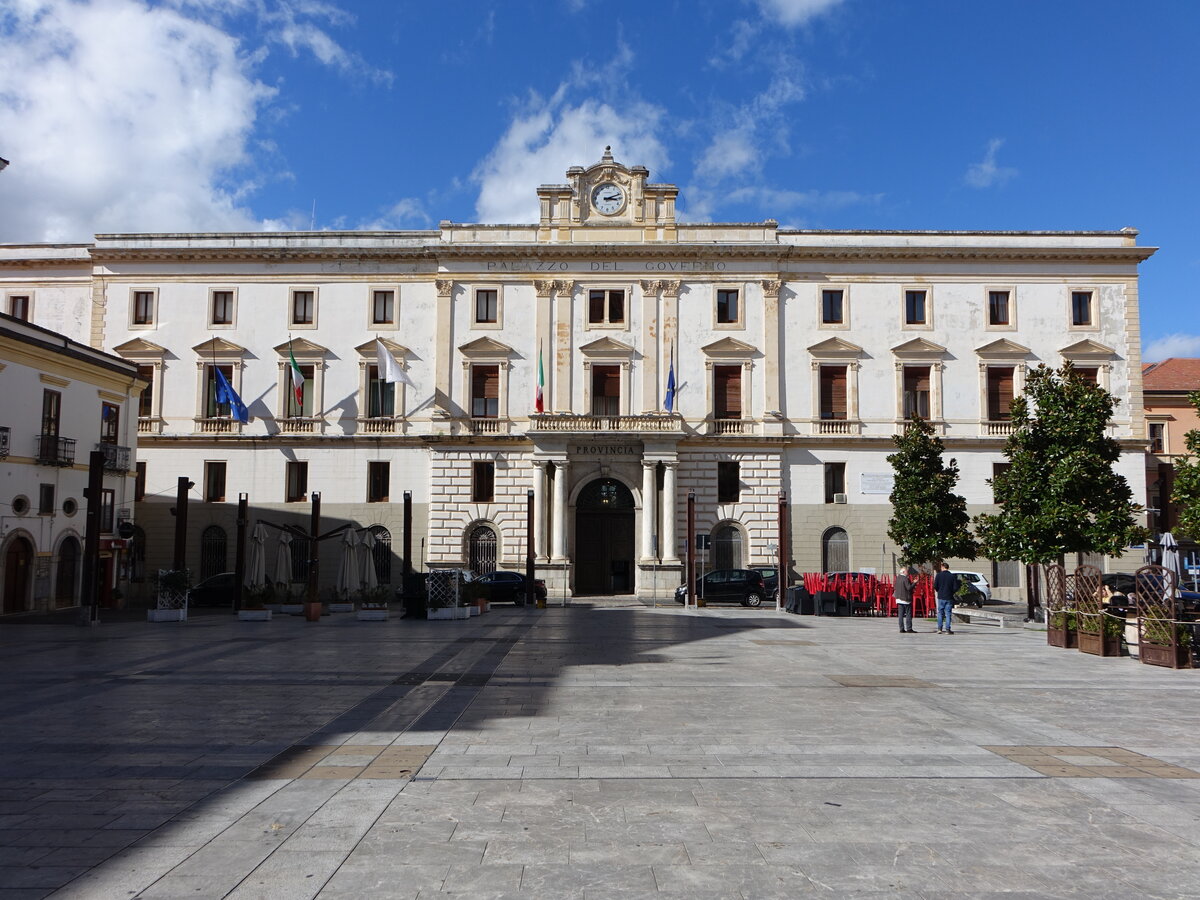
[894,567,916,633]
[933,562,959,634]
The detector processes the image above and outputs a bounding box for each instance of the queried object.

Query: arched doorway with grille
[199,525,227,580]
[368,525,392,584]
[574,477,635,595]
[712,522,744,571]
[55,536,81,607]
[822,527,850,572]
[467,523,498,575]
[3,535,34,614]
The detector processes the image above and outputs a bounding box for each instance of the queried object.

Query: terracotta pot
[303,601,323,622]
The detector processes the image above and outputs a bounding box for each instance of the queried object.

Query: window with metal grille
[368,525,392,584]
[591,365,621,416]
[992,559,1021,588]
[137,365,154,417]
[717,461,740,503]
[986,367,1014,420]
[100,403,120,443]
[824,463,846,504]
[714,365,741,419]
[819,366,847,420]
[291,536,310,582]
[1071,291,1093,326]
[286,365,314,418]
[821,289,844,324]
[471,365,499,418]
[904,289,927,325]
[368,461,389,502]
[211,290,234,325]
[988,290,1010,326]
[716,289,739,324]
[372,290,394,324]
[473,461,495,502]
[132,291,155,325]
[468,525,498,575]
[291,290,315,325]
[8,295,30,320]
[713,523,743,569]
[56,536,80,603]
[39,484,54,515]
[588,289,625,324]
[902,366,931,420]
[475,289,498,323]
[204,461,226,503]
[199,525,227,580]
[822,527,849,572]
[286,461,308,502]
[100,489,115,533]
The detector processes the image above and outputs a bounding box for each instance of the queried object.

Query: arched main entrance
[3,536,34,614]
[55,537,80,608]
[823,527,849,572]
[467,524,497,575]
[574,478,635,595]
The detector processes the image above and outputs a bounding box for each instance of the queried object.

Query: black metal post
[687,489,697,607]
[526,489,537,607]
[79,450,105,625]
[778,490,789,608]
[1025,563,1040,622]
[308,492,321,604]
[172,476,191,572]
[233,493,248,612]
[402,490,412,574]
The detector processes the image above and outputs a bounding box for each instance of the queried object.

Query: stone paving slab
[0,603,1197,897]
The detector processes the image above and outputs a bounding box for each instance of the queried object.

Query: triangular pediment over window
[975,338,1032,359]
[580,336,635,358]
[1060,338,1117,359]
[355,338,410,359]
[807,336,863,358]
[273,338,329,360]
[890,337,947,358]
[113,337,167,358]
[701,337,757,357]
[192,337,246,359]
[458,337,514,359]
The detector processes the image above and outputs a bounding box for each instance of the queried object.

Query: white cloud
[754,0,845,27]
[1145,333,1200,362]
[964,138,1017,189]
[357,198,432,230]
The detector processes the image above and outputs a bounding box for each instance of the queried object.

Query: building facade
[1143,358,1200,541]
[0,312,143,613]
[0,152,1155,602]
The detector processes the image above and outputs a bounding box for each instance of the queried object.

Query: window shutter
[589,291,606,323]
[473,365,499,399]
[988,367,1014,419]
[820,366,847,419]
[715,366,741,418]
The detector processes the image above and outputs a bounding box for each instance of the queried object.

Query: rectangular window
[1071,291,1093,326]
[475,289,498,324]
[42,389,61,437]
[819,365,847,420]
[1149,422,1165,454]
[824,462,846,504]
[100,489,115,533]
[135,461,147,501]
[372,290,395,325]
[1074,367,1099,385]
[591,365,621,416]
[991,462,1011,503]
[211,290,234,325]
[8,295,30,320]
[714,365,742,419]
[100,402,120,443]
[717,461,740,503]
[136,365,154,418]
[204,365,234,417]
[132,291,155,325]
[988,290,1011,326]
[471,365,499,418]
[716,289,739,325]
[472,461,495,502]
[285,461,308,502]
[904,289,927,325]
[368,461,389,503]
[286,364,314,418]
[821,289,844,324]
[39,484,54,515]
[588,289,625,325]
[366,365,395,417]
[902,366,931,420]
[986,367,1015,421]
[992,559,1022,588]
[204,461,227,503]
[291,290,315,325]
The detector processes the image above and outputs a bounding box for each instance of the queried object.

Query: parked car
[675,568,769,607]
[187,572,237,607]
[474,570,547,605]
[751,566,780,602]
[952,571,991,606]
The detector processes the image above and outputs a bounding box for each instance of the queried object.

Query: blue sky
[1,0,1196,358]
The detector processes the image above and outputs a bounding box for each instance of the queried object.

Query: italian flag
[535,346,544,413]
[288,342,304,408]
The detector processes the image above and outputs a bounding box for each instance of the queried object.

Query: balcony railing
[529,413,684,433]
[982,420,1015,437]
[357,416,401,434]
[708,417,754,436]
[0,426,8,458]
[36,434,76,466]
[468,417,502,435]
[812,419,859,436]
[95,442,131,473]
[137,416,161,434]
[194,417,237,434]
[278,416,322,434]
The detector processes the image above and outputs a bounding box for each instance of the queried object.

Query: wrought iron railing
[529,413,683,433]
[35,434,76,466]
[0,426,8,458]
[95,442,131,473]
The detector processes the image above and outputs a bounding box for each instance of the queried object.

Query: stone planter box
[238,609,272,622]
[356,607,389,621]
[328,602,354,613]
[280,604,304,615]
[1140,642,1191,669]
[1047,626,1077,649]
[427,606,470,620]
[147,607,187,622]
[1078,630,1123,657]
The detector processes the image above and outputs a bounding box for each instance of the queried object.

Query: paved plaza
[1,601,1199,899]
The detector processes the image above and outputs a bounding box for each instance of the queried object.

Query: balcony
[137,416,161,435]
[812,419,860,436]
[982,420,1016,437]
[194,417,237,434]
[277,416,322,435]
[356,416,401,434]
[35,434,76,466]
[529,413,684,434]
[0,426,8,458]
[707,417,755,436]
[95,442,131,473]
[467,417,503,435]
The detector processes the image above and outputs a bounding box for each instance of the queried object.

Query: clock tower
[536,147,678,240]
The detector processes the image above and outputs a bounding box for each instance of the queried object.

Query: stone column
[533,460,548,562]
[641,461,657,562]
[551,460,569,561]
[662,462,679,563]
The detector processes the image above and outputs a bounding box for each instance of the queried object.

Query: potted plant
[1047,609,1078,649]
[463,580,489,616]
[148,569,190,622]
[356,585,391,621]
[1077,609,1123,657]
[328,588,355,614]
[1139,617,1193,669]
[239,583,273,621]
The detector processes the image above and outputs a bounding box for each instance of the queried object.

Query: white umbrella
[245,523,268,588]
[336,528,361,599]
[359,529,379,590]
[1161,532,1182,600]
[274,531,294,589]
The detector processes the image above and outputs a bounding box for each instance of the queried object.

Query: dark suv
[675,568,769,607]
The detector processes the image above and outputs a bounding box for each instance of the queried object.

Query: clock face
[591,182,625,215]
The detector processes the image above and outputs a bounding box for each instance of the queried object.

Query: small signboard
[860,472,894,495]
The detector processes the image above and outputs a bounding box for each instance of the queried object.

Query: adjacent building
[0,152,1155,603]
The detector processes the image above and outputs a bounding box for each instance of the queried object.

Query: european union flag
[213,367,249,423]
[664,358,676,413]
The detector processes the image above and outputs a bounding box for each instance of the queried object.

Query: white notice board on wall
[860,473,894,495]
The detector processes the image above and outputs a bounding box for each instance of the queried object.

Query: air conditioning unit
[833,493,848,504]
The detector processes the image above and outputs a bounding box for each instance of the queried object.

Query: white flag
[375,339,414,386]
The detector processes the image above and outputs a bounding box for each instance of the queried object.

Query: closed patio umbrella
[336,528,361,599]
[274,531,294,590]
[1161,532,1182,599]
[359,529,379,590]
[245,523,268,588]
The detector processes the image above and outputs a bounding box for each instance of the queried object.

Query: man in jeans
[933,562,959,634]
[894,567,916,633]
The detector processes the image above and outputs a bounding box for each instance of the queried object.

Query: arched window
[576,477,635,509]
[130,526,146,582]
[368,525,392,584]
[822,527,849,573]
[467,524,497,575]
[713,523,743,570]
[199,525,227,580]
[55,537,80,606]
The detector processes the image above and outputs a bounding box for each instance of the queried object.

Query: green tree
[975,363,1146,564]
[887,416,978,566]
[1170,390,1200,540]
